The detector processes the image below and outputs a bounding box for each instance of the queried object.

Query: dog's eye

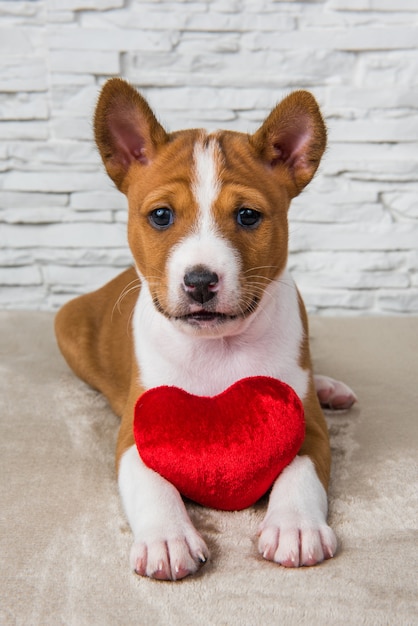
[237,208,262,229]
[149,207,174,229]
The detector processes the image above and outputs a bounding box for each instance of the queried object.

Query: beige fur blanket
[1,312,417,625]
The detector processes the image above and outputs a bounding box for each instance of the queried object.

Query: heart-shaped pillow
[133,376,305,511]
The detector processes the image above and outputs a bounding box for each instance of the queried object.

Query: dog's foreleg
[118,445,209,581]
[258,455,337,567]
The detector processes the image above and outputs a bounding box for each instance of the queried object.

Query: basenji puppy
[55,78,356,581]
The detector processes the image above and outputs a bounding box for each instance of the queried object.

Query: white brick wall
[1,0,417,314]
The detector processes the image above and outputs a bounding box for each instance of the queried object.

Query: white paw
[119,445,209,581]
[130,526,209,580]
[258,519,337,568]
[314,374,357,410]
[258,455,337,568]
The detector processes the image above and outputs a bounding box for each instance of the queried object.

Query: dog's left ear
[94,78,168,192]
[250,91,327,197]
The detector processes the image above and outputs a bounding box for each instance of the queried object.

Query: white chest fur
[132,269,309,401]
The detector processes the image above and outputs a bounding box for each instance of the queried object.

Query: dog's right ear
[250,91,327,198]
[94,78,168,191]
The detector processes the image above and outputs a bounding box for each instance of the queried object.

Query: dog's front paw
[130,527,209,581]
[314,374,357,410]
[258,456,337,568]
[119,446,210,581]
[258,518,337,568]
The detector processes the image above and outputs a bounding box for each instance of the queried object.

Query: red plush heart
[133,376,305,511]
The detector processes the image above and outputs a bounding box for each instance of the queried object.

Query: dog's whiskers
[243,265,278,274]
[112,278,141,322]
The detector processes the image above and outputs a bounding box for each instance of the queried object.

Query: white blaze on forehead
[166,132,241,312]
[191,134,222,231]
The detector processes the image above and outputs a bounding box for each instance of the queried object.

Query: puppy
[55,78,355,580]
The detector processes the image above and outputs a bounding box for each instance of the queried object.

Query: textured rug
[1,312,417,626]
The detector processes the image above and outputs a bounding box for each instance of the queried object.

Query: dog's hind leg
[314,374,357,410]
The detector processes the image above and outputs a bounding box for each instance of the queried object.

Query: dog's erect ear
[94,78,168,191]
[250,91,327,197]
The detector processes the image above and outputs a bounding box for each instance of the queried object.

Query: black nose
[184,267,219,304]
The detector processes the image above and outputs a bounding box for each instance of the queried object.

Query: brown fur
[55,78,330,489]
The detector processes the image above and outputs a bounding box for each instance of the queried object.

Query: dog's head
[94,78,326,337]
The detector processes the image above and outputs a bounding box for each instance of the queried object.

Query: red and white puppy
[55,78,355,581]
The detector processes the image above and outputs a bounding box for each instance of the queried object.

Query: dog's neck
[132,269,309,399]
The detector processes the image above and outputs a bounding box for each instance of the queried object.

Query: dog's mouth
[153,296,260,329]
[177,310,237,327]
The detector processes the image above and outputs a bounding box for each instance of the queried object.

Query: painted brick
[114,210,127,224]
[125,49,356,89]
[301,289,375,313]
[0,223,127,249]
[355,52,418,88]
[327,87,418,110]
[49,49,120,75]
[298,10,417,29]
[328,0,418,10]
[0,121,48,141]
[0,93,49,121]
[143,86,281,112]
[35,248,132,266]
[47,11,76,24]
[50,73,95,87]
[293,270,410,291]
[70,191,126,211]
[1,163,11,175]
[0,265,42,286]
[0,248,35,266]
[49,0,124,10]
[0,191,68,209]
[49,117,94,141]
[241,27,418,52]
[323,158,418,183]
[328,118,418,143]
[288,251,416,273]
[48,27,180,52]
[42,264,121,288]
[0,28,43,55]
[290,202,389,224]
[3,171,108,193]
[0,249,131,269]
[377,290,418,313]
[80,8,296,32]
[0,208,113,224]
[0,1,45,19]
[50,84,100,116]
[7,140,98,167]
[79,9,198,31]
[1,0,418,314]
[0,286,46,309]
[289,223,418,252]
[382,193,418,219]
